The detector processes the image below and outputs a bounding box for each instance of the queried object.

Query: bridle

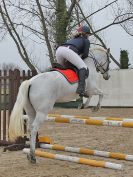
[89,48,110,74]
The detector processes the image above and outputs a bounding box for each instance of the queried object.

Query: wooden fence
[0,69,37,145]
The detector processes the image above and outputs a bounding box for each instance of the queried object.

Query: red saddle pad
[53,68,79,84]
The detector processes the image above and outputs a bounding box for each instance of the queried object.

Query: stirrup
[76,89,88,98]
[80,92,88,98]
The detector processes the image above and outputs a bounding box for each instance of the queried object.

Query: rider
[56,25,91,97]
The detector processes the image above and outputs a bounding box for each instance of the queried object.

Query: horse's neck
[84,57,96,73]
[89,48,105,63]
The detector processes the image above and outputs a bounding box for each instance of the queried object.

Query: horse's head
[89,47,111,80]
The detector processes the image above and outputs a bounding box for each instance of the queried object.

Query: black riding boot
[76,68,89,97]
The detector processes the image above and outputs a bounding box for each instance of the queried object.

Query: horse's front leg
[79,95,92,109]
[27,112,47,163]
[91,92,103,112]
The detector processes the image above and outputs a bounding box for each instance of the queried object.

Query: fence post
[0,70,2,141]
[0,69,37,149]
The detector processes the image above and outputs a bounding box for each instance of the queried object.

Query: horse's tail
[9,80,30,141]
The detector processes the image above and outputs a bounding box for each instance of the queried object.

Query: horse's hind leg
[27,111,47,163]
[24,100,36,138]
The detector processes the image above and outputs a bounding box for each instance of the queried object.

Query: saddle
[51,63,79,84]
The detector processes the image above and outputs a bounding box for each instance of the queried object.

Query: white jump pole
[23,148,123,170]
[45,116,133,128]
[48,114,133,122]
[40,144,133,161]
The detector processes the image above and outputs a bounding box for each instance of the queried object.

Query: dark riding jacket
[62,37,90,59]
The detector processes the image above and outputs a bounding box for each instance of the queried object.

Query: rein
[89,50,110,74]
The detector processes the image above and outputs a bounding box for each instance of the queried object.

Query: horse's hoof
[27,154,36,164]
[91,107,99,112]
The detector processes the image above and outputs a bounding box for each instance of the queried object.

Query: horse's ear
[107,48,110,53]
[107,48,111,58]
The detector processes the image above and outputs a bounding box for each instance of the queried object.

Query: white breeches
[56,46,87,70]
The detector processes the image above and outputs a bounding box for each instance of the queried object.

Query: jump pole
[45,116,133,128]
[23,114,133,123]
[40,144,133,161]
[23,148,122,170]
[48,114,133,122]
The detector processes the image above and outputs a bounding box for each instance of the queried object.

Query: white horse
[9,47,110,163]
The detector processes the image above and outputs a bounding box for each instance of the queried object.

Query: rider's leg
[56,46,89,96]
[56,47,66,67]
[76,68,89,96]
[56,46,87,69]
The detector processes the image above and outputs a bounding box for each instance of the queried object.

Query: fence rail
[0,69,37,145]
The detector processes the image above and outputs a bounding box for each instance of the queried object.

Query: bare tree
[112,0,133,36]
[0,0,77,68]
[0,0,37,70]
[0,0,132,70]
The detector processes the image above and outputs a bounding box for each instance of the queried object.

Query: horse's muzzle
[105,75,110,80]
[103,74,110,80]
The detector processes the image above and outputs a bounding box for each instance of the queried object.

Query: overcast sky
[0,0,132,70]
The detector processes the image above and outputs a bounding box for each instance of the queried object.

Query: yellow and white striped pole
[23,114,133,123]
[40,144,133,161]
[48,114,133,122]
[45,116,133,128]
[23,148,123,170]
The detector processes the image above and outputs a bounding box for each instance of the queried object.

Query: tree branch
[76,2,121,67]
[71,0,118,29]
[0,2,36,70]
[35,0,54,64]
[95,14,133,34]
[67,0,77,16]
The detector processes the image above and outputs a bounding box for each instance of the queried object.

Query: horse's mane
[85,47,108,64]
[90,47,107,53]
